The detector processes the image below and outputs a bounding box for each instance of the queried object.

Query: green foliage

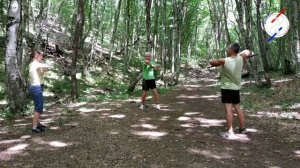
[0,109,14,120]
[48,77,72,95]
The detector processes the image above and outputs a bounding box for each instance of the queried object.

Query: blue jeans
[29,85,44,113]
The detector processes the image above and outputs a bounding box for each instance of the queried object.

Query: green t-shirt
[220,55,243,90]
[143,60,156,80]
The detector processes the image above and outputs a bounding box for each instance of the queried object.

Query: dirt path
[0,79,300,168]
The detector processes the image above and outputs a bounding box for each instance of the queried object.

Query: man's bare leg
[151,88,160,110]
[151,88,159,104]
[233,103,245,129]
[224,103,234,133]
[141,90,147,105]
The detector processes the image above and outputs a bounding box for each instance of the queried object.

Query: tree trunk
[0,0,5,33]
[5,0,27,113]
[125,0,131,69]
[279,0,293,75]
[71,0,85,99]
[221,0,231,45]
[244,0,252,49]
[256,0,271,86]
[152,0,159,57]
[161,0,167,84]
[33,0,48,51]
[296,1,300,76]
[235,0,246,47]
[82,0,93,77]
[127,72,143,93]
[145,0,152,52]
[171,1,176,73]
[109,0,122,67]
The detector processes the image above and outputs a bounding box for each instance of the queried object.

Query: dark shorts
[221,89,240,104]
[29,85,44,113]
[142,79,157,91]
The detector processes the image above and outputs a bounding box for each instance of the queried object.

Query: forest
[0,0,300,167]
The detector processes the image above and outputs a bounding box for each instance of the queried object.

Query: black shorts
[221,89,240,104]
[142,79,157,91]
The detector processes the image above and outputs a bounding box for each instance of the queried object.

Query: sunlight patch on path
[131,131,168,140]
[177,94,201,99]
[295,150,300,157]
[7,144,28,151]
[290,103,300,109]
[49,126,60,130]
[13,123,31,127]
[180,84,203,88]
[201,78,218,82]
[187,148,232,160]
[195,118,226,127]
[0,143,28,161]
[200,95,220,99]
[109,114,126,119]
[0,139,24,145]
[178,116,191,121]
[206,83,219,87]
[77,107,97,113]
[180,123,195,128]
[96,108,112,112]
[131,124,158,130]
[68,102,87,108]
[160,116,170,121]
[49,141,69,148]
[184,112,201,116]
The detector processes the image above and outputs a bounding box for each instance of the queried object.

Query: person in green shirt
[209,43,252,139]
[140,52,161,110]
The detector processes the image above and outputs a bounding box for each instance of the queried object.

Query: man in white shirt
[28,51,50,133]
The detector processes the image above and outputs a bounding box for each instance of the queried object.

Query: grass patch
[241,77,300,112]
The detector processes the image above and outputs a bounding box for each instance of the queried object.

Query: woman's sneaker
[32,127,45,133]
[38,122,46,128]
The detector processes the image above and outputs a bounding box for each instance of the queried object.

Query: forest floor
[0,70,300,168]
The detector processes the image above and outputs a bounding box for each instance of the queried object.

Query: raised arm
[36,62,50,71]
[209,58,225,67]
[239,49,253,64]
[149,61,160,70]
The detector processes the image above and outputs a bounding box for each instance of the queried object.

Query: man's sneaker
[139,104,145,110]
[236,127,248,134]
[221,132,238,140]
[156,104,161,110]
[38,122,46,128]
[32,127,45,133]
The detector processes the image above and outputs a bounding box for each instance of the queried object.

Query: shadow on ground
[0,79,299,168]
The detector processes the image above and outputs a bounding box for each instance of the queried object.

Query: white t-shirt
[29,60,50,86]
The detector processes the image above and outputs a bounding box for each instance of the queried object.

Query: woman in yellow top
[29,51,50,133]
